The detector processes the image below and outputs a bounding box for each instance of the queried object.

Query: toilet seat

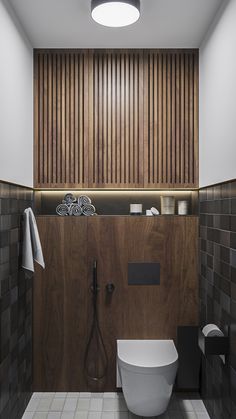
[118,339,178,371]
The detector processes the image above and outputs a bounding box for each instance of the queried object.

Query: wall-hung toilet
[117,339,178,417]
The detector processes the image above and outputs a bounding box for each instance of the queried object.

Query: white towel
[22,208,45,272]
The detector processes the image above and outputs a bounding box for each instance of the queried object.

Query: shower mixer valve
[91,260,115,295]
[106,283,115,294]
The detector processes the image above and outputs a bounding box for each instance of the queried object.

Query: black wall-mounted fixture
[128,262,160,285]
[91,0,140,27]
[198,329,229,356]
[106,283,115,294]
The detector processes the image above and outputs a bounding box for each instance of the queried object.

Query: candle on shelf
[130,203,143,215]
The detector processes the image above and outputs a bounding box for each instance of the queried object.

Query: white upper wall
[200,0,236,187]
[0,0,33,187]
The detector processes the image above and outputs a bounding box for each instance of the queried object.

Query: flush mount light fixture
[91,0,140,28]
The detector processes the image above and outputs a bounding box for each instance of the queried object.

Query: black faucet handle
[106,283,115,294]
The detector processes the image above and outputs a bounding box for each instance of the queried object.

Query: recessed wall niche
[34,190,198,216]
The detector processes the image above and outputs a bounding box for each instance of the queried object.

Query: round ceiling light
[91,0,140,28]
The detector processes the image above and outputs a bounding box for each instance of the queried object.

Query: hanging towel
[22,208,45,272]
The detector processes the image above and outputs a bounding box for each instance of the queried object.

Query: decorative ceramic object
[160,196,175,215]
[178,200,188,215]
[130,203,142,215]
[151,207,160,216]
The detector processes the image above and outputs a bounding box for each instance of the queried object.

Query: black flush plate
[128,262,160,285]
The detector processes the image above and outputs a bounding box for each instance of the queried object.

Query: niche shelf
[34,189,199,216]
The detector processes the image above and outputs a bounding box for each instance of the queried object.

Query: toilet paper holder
[198,328,229,356]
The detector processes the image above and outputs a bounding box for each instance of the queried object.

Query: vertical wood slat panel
[34,49,198,189]
[56,54,60,185]
[83,52,89,187]
[153,54,158,184]
[43,54,48,184]
[167,53,171,184]
[116,54,121,185]
[125,54,129,184]
[70,54,75,184]
[171,54,176,184]
[34,53,39,187]
[163,53,167,184]
[138,52,144,185]
[107,53,112,185]
[194,53,199,187]
[39,55,44,185]
[111,54,116,185]
[61,54,65,185]
[189,53,193,185]
[158,54,163,183]
[180,53,185,185]
[74,54,79,185]
[65,53,70,184]
[34,50,89,188]
[175,54,180,184]
[184,53,189,184]
[149,53,153,183]
[120,52,125,185]
[47,55,53,183]
[144,49,199,188]
[88,50,144,188]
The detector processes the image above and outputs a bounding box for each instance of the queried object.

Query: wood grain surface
[143,50,199,187]
[33,217,88,390]
[34,49,199,189]
[33,216,198,391]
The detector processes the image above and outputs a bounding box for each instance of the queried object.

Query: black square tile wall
[199,180,236,419]
[0,182,33,419]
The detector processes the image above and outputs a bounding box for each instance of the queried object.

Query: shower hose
[84,260,108,381]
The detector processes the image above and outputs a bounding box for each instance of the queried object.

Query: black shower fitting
[91,259,99,294]
[84,260,108,381]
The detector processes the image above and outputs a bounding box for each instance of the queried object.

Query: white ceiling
[9,0,224,48]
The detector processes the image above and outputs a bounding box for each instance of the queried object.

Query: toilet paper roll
[202,324,224,337]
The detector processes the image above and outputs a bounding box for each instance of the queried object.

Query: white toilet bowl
[117,339,178,417]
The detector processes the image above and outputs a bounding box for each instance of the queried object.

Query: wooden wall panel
[34,51,89,188]
[144,50,199,188]
[88,216,198,390]
[33,216,198,391]
[34,49,199,189]
[88,50,144,187]
[33,217,88,391]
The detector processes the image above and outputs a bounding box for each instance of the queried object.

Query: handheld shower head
[92,259,99,294]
